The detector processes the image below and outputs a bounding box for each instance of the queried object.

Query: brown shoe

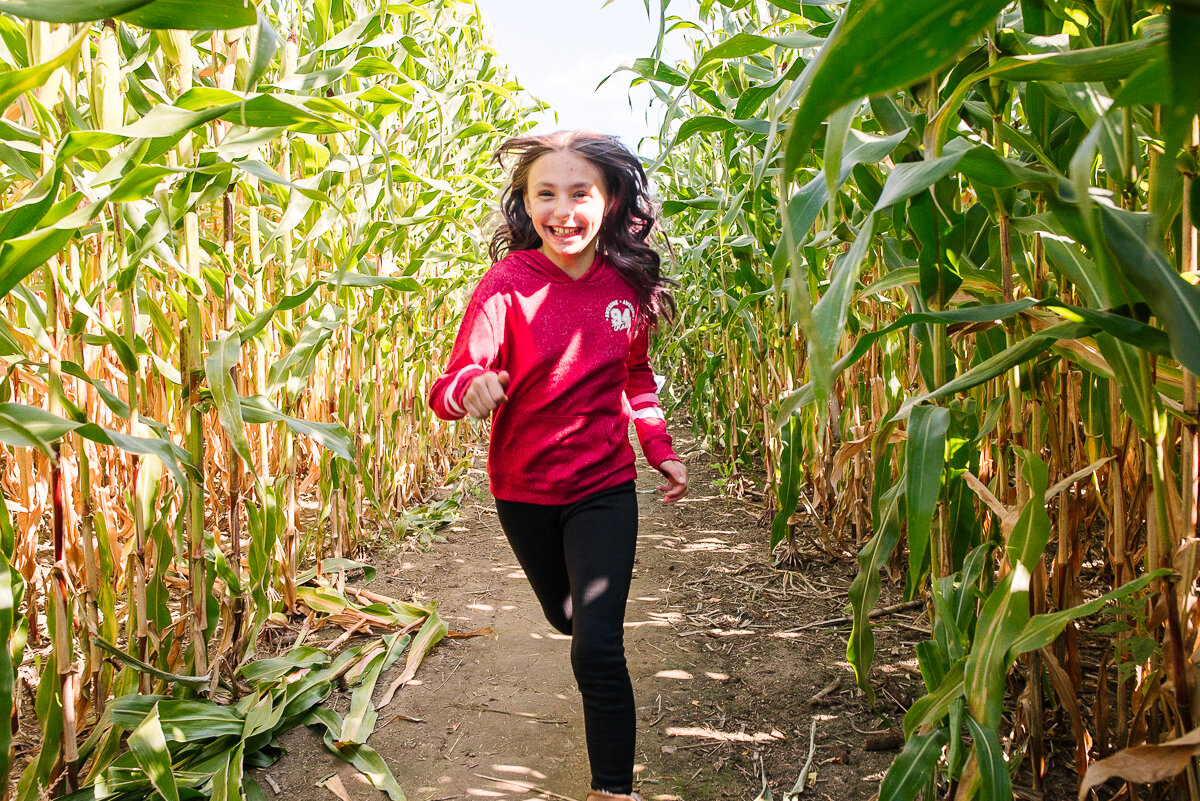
[585,792,643,801]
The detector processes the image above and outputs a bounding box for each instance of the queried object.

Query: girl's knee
[570,636,626,677]
[543,597,573,635]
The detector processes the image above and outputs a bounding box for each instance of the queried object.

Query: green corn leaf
[897,323,1091,417]
[1038,235,1121,309]
[236,281,321,344]
[0,168,61,244]
[1044,304,1170,359]
[295,584,349,615]
[15,624,61,801]
[1099,205,1200,377]
[237,393,350,462]
[387,605,447,697]
[116,92,348,141]
[61,360,132,419]
[775,300,1101,426]
[236,159,335,204]
[0,0,153,21]
[1094,335,1154,438]
[294,558,376,586]
[694,31,823,74]
[769,416,802,551]
[771,128,909,288]
[246,10,281,90]
[930,37,1165,147]
[127,702,181,801]
[90,637,211,690]
[614,57,687,87]
[109,695,246,740]
[321,272,422,292]
[903,657,966,738]
[782,0,1010,180]
[241,691,287,747]
[966,713,1012,801]
[0,405,56,457]
[279,647,362,726]
[873,149,967,212]
[0,221,82,302]
[237,646,330,686]
[0,28,86,111]
[1164,6,1200,161]
[205,331,257,473]
[210,742,245,801]
[243,776,268,801]
[905,405,949,600]
[338,632,411,746]
[809,211,877,407]
[670,116,772,148]
[847,461,904,701]
[963,452,1051,729]
[303,706,407,801]
[266,303,343,401]
[0,546,25,784]
[822,102,856,204]
[957,146,1062,191]
[1008,569,1169,658]
[878,728,951,801]
[117,0,257,29]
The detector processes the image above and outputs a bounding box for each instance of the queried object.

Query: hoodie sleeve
[625,321,679,471]
[429,282,506,421]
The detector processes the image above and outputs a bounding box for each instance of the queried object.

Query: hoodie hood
[507,248,605,283]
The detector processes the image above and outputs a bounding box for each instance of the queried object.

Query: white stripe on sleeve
[444,366,483,416]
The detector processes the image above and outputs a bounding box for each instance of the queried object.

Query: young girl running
[429,130,687,800]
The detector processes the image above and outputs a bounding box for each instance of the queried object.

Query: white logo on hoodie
[605,300,635,332]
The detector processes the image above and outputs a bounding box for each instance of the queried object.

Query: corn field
[4,0,1200,799]
[639,0,1200,797]
[0,0,538,797]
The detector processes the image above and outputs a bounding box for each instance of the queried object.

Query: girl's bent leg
[562,482,639,794]
[495,499,574,634]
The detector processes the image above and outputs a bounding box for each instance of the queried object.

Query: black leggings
[495,481,639,794]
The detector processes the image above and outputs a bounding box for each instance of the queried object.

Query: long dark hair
[489,130,676,324]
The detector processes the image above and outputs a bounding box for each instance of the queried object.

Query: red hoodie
[429,249,679,504]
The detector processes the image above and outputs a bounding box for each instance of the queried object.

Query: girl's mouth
[549,226,583,237]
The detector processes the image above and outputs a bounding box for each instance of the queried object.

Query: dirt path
[257,437,923,801]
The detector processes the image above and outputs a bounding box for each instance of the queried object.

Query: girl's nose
[553,198,573,219]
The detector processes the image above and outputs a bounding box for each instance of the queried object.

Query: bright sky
[472,0,695,155]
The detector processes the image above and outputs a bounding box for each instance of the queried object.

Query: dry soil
[254,437,940,801]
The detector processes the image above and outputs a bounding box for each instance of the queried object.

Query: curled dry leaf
[318,774,353,801]
[1078,725,1200,800]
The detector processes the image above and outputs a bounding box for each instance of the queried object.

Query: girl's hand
[463,370,510,419]
[657,459,688,503]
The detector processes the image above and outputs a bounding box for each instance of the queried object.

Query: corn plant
[637,0,1200,797]
[0,0,538,796]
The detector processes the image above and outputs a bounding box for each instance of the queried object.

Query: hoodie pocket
[495,409,621,488]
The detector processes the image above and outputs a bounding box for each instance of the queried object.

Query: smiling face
[523,149,609,277]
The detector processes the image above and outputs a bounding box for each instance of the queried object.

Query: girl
[429,130,687,801]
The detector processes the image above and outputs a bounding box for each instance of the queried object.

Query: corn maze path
[255,433,1053,801]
